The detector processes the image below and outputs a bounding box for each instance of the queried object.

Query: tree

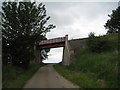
[2,2,55,68]
[104,6,120,34]
[104,6,120,86]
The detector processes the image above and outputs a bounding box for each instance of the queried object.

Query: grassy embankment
[3,62,45,88]
[54,34,118,88]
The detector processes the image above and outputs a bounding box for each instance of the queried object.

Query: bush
[87,32,113,53]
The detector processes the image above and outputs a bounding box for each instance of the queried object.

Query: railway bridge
[34,35,74,66]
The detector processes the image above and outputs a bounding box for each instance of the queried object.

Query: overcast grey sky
[0,1,119,63]
[43,2,118,39]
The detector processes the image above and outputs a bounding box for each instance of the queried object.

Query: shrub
[87,32,113,53]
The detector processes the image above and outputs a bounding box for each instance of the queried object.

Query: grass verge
[54,64,103,88]
[2,62,45,88]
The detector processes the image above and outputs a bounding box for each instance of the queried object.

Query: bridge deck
[39,37,66,49]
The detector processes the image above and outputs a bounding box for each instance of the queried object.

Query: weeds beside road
[2,62,45,88]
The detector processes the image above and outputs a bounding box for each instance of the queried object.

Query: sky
[0,1,119,63]
[43,2,118,39]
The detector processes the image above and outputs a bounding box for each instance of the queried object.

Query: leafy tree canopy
[2,2,55,67]
[104,6,120,34]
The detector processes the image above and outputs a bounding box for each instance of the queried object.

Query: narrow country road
[23,64,79,88]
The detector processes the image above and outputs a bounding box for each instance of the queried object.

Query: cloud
[44,2,118,39]
[38,0,120,2]
[2,0,118,2]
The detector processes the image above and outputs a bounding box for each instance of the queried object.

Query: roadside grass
[54,64,102,88]
[54,34,118,88]
[69,50,118,88]
[2,62,45,88]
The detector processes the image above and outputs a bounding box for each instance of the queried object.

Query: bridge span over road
[34,34,86,66]
[34,35,74,66]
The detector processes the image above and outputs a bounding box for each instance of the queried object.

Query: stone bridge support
[62,35,74,66]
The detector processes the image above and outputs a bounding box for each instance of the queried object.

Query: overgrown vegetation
[87,32,117,53]
[54,64,102,88]
[54,33,118,88]
[2,62,45,88]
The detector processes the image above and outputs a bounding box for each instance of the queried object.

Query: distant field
[54,34,119,88]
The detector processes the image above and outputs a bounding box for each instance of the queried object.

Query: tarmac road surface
[23,64,79,88]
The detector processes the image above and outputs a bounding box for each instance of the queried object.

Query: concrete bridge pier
[62,35,70,66]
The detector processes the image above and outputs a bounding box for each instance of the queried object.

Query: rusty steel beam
[40,44,65,49]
